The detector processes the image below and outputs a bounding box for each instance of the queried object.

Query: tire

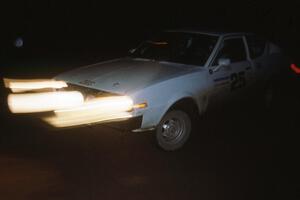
[155,110,191,151]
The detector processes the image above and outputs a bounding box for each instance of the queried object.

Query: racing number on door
[230,71,246,91]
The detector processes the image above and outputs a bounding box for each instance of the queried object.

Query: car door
[207,36,254,107]
[245,35,269,84]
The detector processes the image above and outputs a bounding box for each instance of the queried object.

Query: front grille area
[60,83,118,99]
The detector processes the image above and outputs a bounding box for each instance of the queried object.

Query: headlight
[4,78,135,128]
[8,91,84,113]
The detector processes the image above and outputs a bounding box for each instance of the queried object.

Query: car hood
[55,58,198,94]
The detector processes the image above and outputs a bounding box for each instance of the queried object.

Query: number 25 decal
[230,71,246,91]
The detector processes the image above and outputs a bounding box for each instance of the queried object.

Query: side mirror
[213,58,231,72]
[218,58,231,66]
[128,48,136,54]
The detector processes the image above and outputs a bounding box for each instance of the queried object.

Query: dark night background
[1,1,299,73]
[0,1,300,200]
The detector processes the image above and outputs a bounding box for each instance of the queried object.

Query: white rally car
[53,30,287,151]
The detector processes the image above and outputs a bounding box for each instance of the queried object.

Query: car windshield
[130,31,218,66]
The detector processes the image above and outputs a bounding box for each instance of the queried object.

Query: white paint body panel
[55,58,210,129]
[54,32,286,130]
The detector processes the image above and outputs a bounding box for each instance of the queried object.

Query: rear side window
[246,35,266,58]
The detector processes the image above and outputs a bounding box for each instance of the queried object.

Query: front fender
[139,92,204,129]
[130,70,209,129]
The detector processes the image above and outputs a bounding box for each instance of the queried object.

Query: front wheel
[156,110,191,151]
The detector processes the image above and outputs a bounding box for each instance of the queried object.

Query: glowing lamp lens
[43,96,133,127]
[8,91,84,113]
[3,78,68,92]
[290,63,300,74]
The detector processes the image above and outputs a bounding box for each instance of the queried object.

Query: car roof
[166,29,252,37]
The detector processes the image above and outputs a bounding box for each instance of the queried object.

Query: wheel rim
[160,117,185,144]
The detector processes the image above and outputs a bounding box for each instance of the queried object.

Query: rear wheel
[156,110,191,151]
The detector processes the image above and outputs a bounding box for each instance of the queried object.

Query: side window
[178,36,216,66]
[246,35,266,58]
[212,38,246,66]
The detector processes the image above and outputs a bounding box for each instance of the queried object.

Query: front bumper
[106,115,143,131]
[5,80,143,129]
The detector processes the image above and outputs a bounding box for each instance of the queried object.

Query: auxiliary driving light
[4,78,68,92]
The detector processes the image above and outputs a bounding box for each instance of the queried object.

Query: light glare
[43,96,133,127]
[4,78,68,92]
[8,91,84,113]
